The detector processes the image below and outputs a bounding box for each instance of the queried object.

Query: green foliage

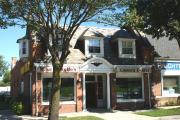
[11,101,24,115]
[2,70,10,85]
[135,107,180,117]
[99,0,180,46]
[0,1,118,119]
[0,81,9,86]
[0,55,8,75]
[60,116,103,120]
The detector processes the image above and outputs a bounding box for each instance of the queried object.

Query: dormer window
[22,42,27,54]
[85,38,104,57]
[118,39,136,58]
[89,39,100,53]
[122,41,133,54]
[17,39,29,58]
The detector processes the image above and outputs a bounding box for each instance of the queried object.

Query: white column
[82,73,86,111]
[107,73,111,109]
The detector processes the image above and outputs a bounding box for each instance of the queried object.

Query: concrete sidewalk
[19,110,159,120]
[2,109,180,120]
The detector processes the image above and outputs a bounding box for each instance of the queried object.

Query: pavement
[1,109,180,120]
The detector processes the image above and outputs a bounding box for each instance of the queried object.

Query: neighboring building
[147,35,180,106]
[11,26,180,116]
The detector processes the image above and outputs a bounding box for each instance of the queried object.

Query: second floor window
[22,42,26,54]
[118,39,136,58]
[122,41,133,54]
[89,39,100,53]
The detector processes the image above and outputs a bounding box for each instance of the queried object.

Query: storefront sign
[156,62,180,70]
[115,65,151,73]
[43,65,79,73]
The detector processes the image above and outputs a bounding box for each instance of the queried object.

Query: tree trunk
[48,61,62,120]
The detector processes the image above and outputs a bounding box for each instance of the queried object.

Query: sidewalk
[2,109,180,120]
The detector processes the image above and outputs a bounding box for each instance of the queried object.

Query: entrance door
[86,75,97,108]
[85,74,106,109]
[97,75,105,108]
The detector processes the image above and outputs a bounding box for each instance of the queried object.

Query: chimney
[11,57,17,69]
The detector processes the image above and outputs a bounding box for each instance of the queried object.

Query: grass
[60,116,103,120]
[135,107,180,117]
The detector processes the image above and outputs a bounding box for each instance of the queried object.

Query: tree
[2,70,10,85]
[136,0,180,46]
[0,1,117,120]
[0,55,8,76]
[98,0,180,46]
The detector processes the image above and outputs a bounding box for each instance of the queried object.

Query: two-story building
[11,26,180,116]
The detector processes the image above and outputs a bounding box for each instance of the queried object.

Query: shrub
[11,101,24,115]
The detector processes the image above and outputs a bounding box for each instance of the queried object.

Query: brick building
[11,26,180,116]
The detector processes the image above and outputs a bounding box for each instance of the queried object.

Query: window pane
[122,48,133,54]
[61,78,74,101]
[43,78,52,102]
[22,42,26,54]
[163,76,180,94]
[122,41,133,54]
[43,78,74,102]
[89,39,100,53]
[86,75,95,82]
[116,78,142,99]
[97,76,103,99]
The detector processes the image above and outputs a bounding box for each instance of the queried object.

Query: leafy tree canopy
[98,0,180,46]
[0,1,117,120]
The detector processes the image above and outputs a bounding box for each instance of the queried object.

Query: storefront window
[163,76,180,94]
[116,78,142,100]
[43,78,74,102]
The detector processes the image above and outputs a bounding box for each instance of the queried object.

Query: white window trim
[41,75,76,105]
[161,70,180,97]
[118,38,136,58]
[116,72,144,103]
[85,37,104,57]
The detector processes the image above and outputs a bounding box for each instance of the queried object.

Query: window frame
[118,38,136,58]
[162,75,180,97]
[41,76,76,105]
[85,37,104,57]
[116,72,144,103]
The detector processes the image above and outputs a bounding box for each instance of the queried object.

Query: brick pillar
[110,73,116,109]
[76,73,83,112]
[143,73,150,107]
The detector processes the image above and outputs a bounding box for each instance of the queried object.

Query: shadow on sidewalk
[0,110,21,120]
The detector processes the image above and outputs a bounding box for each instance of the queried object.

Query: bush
[11,101,24,115]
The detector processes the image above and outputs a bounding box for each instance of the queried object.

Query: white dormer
[85,37,104,57]
[17,38,29,58]
[118,38,136,58]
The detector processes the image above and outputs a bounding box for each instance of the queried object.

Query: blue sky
[0,26,26,64]
[0,22,118,65]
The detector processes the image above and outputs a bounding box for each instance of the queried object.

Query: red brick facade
[11,27,179,116]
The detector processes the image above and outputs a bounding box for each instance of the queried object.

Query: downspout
[35,66,38,116]
[29,72,32,104]
[148,73,152,108]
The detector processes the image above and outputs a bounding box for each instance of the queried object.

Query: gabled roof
[146,35,180,59]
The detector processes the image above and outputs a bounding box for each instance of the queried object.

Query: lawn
[60,116,103,120]
[135,107,180,117]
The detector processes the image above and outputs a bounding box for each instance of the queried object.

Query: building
[11,26,180,116]
[147,35,180,106]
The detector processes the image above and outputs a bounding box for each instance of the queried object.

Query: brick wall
[30,72,83,115]
[110,73,116,109]
[111,73,151,110]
